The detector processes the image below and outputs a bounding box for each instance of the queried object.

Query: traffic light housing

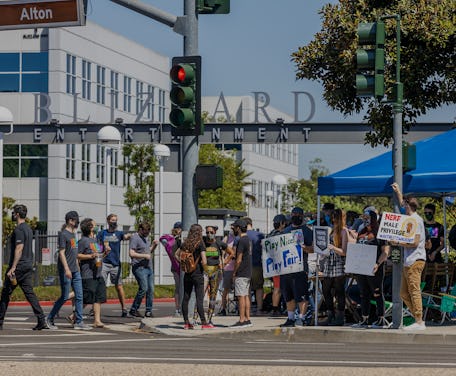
[356,21,385,99]
[197,0,230,14]
[169,56,202,136]
[195,165,223,190]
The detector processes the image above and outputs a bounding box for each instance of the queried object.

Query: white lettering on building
[21,7,54,21]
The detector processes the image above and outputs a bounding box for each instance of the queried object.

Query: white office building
[0,22,299,282]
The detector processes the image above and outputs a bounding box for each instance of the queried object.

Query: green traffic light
[170,108,195,128]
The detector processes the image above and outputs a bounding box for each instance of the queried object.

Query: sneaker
[201,322,215,329]
[270,310,282,318]
[280,318,296,327]
[243,320,253,327]
[121,309,128,318]
[403,322,426,331]
[73,322,92,331]
[231,321,247,328]
[45,317,58,330]
[183,323,194,330]
[66,314,75,324]
[218,308,227,316]
[32,320,49,331]
[144,311,153,318]
[88,309,94,317]
[174,310,181,318]
[351,319,369,329]
[128,310,144,318]
[371,317,392,329]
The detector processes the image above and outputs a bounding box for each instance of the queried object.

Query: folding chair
[423,284,456,325]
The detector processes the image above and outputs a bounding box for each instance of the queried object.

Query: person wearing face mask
[128,222,155,318]
[320,203,335,227]
[0,205,48,330]
[423,203,444,264]
[97,214,132,317]
[46,211,91,330]
[201,225,227,326]
[279,207,314,327]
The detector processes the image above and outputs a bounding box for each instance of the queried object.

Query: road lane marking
[245,341,345,346]
[0,338,200,347]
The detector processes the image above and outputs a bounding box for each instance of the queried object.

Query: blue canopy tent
[318,128,456,197]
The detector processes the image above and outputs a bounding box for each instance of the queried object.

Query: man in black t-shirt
[231,219,253,328]
[423,203,444,263]
[0,204,48,330]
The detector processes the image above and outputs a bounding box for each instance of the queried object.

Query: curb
[9,297,175,307]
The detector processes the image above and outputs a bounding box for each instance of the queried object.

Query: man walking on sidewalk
[0,204,48,330]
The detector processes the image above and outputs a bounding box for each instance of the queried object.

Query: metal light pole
[0,106,14,288]
[273,174,287,214]
[154,144,170,285]
[266,190,273,234]
[97,126,121,223]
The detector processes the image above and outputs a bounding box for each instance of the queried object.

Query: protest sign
[313,226,330,256]
[261,230,304,278]
[377,212,417,243]
[344,243,378,276]
[41,248,51,266]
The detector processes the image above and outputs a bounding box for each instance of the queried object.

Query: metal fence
[2,231,136,287]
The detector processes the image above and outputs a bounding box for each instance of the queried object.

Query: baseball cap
[65,211,79,221]
[273,214,286,224]
[364,206,377,215]
[173,221,182,229]
[291,207,304,216]
[232,218,247,228]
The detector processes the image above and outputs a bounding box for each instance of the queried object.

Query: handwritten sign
[313,226,330,256]
[41,248,51,266]
[344,243,377,276]
[377,212,417,243]
[261,230,304,278]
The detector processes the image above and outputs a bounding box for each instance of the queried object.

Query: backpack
[449,224,456,250]
[179,250,200,274]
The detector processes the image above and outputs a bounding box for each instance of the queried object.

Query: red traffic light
[170,64,194,85]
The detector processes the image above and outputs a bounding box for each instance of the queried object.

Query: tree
[2,197,40,246]
[292,0,455,147]
[119,144,157,227]
[198,144,251,210]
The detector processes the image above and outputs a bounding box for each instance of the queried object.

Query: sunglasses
[206,231,215,234]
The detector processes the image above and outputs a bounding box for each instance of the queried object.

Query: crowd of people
[0,184,452,331]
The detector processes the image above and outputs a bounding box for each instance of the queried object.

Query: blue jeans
[48,269,84,324]
[131,266,154,312]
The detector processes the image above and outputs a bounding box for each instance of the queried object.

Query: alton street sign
[0,0,86,30]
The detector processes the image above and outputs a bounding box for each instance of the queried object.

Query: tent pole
[315,195,321,326]
[443,196,449,288]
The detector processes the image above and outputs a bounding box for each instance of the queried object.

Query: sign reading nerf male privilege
[261,230,304,278]
[377,212,417,244]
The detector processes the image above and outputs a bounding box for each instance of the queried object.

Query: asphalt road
[1,302,456,371]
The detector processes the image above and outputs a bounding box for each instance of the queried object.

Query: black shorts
[280,271,309,303]
[82,277,107,304]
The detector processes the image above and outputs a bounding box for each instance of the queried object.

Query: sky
[86,0,455,178]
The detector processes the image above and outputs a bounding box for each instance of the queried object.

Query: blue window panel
[0,53,20,72]
[0,74,20,92]
[22,52,49,72]
[22,73,48,92]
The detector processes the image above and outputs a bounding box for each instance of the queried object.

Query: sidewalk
[141,315,456,345]
[9,297,175,307]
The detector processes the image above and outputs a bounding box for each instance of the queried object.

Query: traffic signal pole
[390,14,403,330]
[109,0,200,231]
[182,0,200,230]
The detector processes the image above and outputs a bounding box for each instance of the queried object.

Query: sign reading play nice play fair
[0,0,86,30]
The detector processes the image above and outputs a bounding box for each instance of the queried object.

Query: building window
[0,52,48,93]
[66,144,76,179]
[82,60,91,100]
[96,145,105,184]
[147,85,155,120]
[136,80,144,115]
[96,65,106,105]
[123,155,131,188]
[3,145,48,178]
[158,89,166,122]
[123,76,132,112]
[81,144,91,181]
[110,71,119,109]
[110,149,118,186]
[66,54,76,94]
